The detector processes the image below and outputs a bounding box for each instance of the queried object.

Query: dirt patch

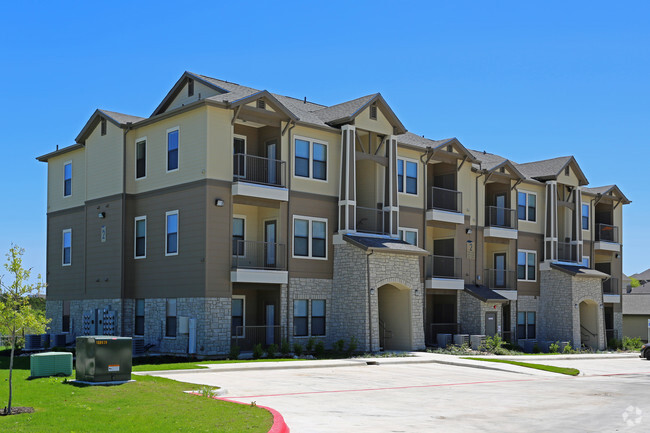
[1,407,35,416]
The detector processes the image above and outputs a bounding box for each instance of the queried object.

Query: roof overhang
[229,90,299,122]
[36,143,85,162]
[328,93,407,135]
[587,185,631,205]
[550,263,609,279]
[152,71,229,116]
[429,138,480,164]
[464,285,509,303]
[484,159,525,181]
[75,109,132,144]
[343,235,428,256]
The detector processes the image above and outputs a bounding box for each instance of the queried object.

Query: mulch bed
[1,407,35,416]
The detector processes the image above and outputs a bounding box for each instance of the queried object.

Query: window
[582,203,589,230]
[187,78,194,97]
[311,300,326,336]
[517,191,536,222]
[62,229,72,266]
[136,139,146,179]
[294,300,308,336]
[165,211,178,255]
[398,228,418,246]
[165,299,177,337]
[517,250,536,281]
[397,159,418,195]
[62,300,70,333]
[293,216,327,259]
[294,137,327,181]
[63,162,72,197]
[167,128,179,171]
[232,217,245,256]
[231,296,245,338]
[135,299,145,336]
[582,256,590,268]
[369,103,377,120]
[517,311,536,340]
[134,216,146,258]
[100,118,106,136]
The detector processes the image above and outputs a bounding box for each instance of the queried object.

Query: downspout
[419,147,433,347]
[285,121,296,342]
[121,122,132,337]
[474,166,484,285]
[367,249,375,352]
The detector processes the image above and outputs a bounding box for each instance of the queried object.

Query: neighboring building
[37,72,630,354]
[623,280,650,342]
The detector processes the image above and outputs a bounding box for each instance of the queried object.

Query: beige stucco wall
[457,163,478,224]
[47,148,86,213]
[397,146,425,209]
[166,80,221,113]
[354,105,394,135]
[516,181,546,235]
[85,121,123,201]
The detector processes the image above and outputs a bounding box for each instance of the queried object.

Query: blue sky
[1,1,648,277]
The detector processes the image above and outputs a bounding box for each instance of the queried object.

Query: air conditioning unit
[132,338,145,356]
[437,333,452,348]
[53,333,67,348]
[30,352,73,378]
[25,334,42,351]
[470,335,486,350]
[41,334,51,349]
[453,334,470,346]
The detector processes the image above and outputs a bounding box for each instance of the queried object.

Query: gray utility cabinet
[82,308,117,336]
[76,336,132,382]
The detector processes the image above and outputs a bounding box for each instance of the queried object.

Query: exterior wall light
[215,199,224,207]
[98,212,105,218]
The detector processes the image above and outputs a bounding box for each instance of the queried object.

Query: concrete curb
[467,353,640,361]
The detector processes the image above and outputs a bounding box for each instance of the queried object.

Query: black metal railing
[558,242,578,262]
[233,153,286,187]
[231,240,286,270]
[595,223,619,244]
[484,269,516,289]
[485,206,517,229]
[603,277,620,295]
[231,325,285,351]
[426,323,461,346]
[428,255,462,279]
[356,206,389,235]
[429,187,462,213]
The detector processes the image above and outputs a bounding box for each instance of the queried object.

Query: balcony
[426,255,464,290]
[557,242,579,263]
[484,206,517,239]
[426,187,464,224]
[232,325,286,351]
[594,223,620,253]
[232,154,288,201]
[484,269,516,290]
[230,240,288,284]
[356,206,390,235]
[603,277,621,303]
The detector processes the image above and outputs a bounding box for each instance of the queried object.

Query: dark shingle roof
[395,132,453,149]
[515,156,573,180]
[99,109,145,125]
[343,235,428,255]
[551,263,609,278]
[464,285,508,302]
[313,94,377,123]
[469,149,509,171]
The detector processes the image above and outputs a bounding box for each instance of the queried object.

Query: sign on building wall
[466,240,475,260]
[101,226,106,243]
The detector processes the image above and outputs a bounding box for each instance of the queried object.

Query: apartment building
[38,71,630,354]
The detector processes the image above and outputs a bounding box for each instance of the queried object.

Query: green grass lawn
[0,356,272,432]
[462,357,580,376]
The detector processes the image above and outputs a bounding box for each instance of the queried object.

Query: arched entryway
[377,283,412,350]
[579,299,600,350]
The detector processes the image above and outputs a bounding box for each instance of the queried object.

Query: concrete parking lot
[140,354,650,432]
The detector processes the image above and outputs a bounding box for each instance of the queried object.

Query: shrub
[252,343,264,359]
[563,343,574,354]
[314,341,325,358]
[532,343,541,354]
[229,344,240,360]
[333,339,345,353]
[293,342,304,357]
[607,338,622,351]
[623,336,644,351]
[346,336,358,357]
[266,343,279,358]
[280,339,291,356]
[306,337,315,353]
[480,335,513,355]
[549,341,560,354]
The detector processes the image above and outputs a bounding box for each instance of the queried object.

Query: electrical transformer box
[76,336,132,382]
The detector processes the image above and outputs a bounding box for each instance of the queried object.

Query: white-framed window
[135,138,147,179]
[517,249,536,282]
[581,203,590,230]
[62,229,72,266]
[165,298,177,337]
[397,158,418,195]
[292,216,327,259]
[231,295,245,338]
[582,256,590,268]
[134,216,147,259]
[517,311,536,340]
[167,127,179,172]
[232,216,246,257]
[517,190,537,222]
[134,299,145,336]
[165,210,179,256]
[63,162,72,197]
[294,136,327,181]
[398,227,418,246]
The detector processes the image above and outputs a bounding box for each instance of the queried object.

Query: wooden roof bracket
[374,135,386,156]
[231,105,242,125]
[483,171,493,185]
[457,155,468,172]
[613,198,623,210]
[281,120,295,136]
[356,130,367,154]
[511,178,522,191]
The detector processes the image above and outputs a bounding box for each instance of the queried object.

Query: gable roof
[313,93,406,134]
[343,234,428,255]
[582,184,631,204]
[515,155,588,185]
[395,133,479,163]
[468,149,525,179]
[36,143,84,162]
[75,109,145,144]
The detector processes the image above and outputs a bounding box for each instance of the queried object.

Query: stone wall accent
[287,278,333,347]
[613,302,623,341]
[458,291,502,336]
[515,295,539,342]
[45,300,63,334]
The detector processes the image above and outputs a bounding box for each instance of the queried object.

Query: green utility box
[76,336,132,382]
[30,352,73,378]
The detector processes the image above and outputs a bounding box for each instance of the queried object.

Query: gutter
[121,122,133,336]
[475,165,484,285]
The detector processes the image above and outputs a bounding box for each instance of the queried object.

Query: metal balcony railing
[484,269,516,289]
[595,223,619,244]
[233,153,286,187]
[429,187,462,213]
[356,206,389,235]
[603,277,619,295]
[429,255,462,279]
[558,241,578,262]
[485,206,517,229]
[231,325,285,351]
[231,240,286,270]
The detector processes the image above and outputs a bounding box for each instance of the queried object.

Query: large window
[517,191,536,222]
[294,300,308,336]
[231,296,245,338]
[294,300,326,337]
[398,227,418,246]
[134,216,146,258]
[63,162,72,197]
[311,300,326,336]
[294,137,327,181]
[517,311,536,340]
[517,250,536,281]
[293,216,327,259]
[582,203,589,230]
[165,211,178,256]
[232,217,245,256]
[167,128,179,171]
[135,299,145,336]
[136,139,146,179]
[165,298,177,337]
[397,159,418,195]
[62,300,70,333]
[62,229,72,266]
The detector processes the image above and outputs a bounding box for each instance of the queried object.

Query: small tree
[0,245,49,414]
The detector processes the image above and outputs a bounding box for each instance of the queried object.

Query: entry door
[266,140,277,185]
[264,220,277,268]
[494,253,506,288]
[495,193,506,227]
[485,312,497,336]
[265,305,275,345]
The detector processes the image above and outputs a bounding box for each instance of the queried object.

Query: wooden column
[338,125,356,233]
[574,186,583,262]
[544,181,558,261]
[383,136,399,237]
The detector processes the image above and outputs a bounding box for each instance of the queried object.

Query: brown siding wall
[400,206,426,281]
[205,180,236,298]
[517,231,544,297]
[47,207,85,300]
